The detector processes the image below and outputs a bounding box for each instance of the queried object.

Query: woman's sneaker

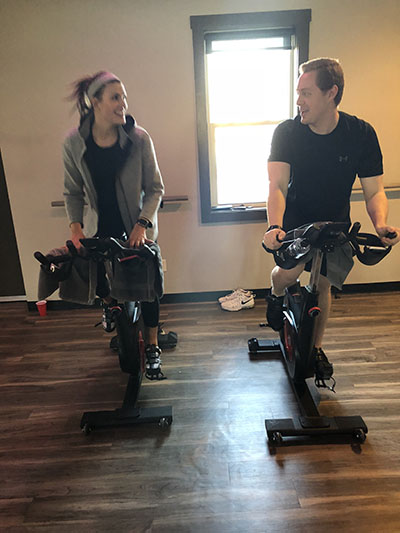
[101,300,119,333]
[266,290,284,331]
[145,344,165,380]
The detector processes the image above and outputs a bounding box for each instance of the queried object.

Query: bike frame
[247,222,379,445]
[281,247,324,383]
[33,238,173,432]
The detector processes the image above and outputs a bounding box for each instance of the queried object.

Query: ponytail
[67,70,109,121]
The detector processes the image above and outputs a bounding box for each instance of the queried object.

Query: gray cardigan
[63,114,164,240]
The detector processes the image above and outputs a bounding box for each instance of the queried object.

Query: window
[190,10,311,223]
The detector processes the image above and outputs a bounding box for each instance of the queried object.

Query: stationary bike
[248,221,395,446]
[34,238,173,433]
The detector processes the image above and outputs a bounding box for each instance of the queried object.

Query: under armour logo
[339,155,349,163]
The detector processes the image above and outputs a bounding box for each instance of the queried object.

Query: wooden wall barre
[51,195,189,208]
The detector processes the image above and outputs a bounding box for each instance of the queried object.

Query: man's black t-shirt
[85,132,126,238]
[268,111,383,231]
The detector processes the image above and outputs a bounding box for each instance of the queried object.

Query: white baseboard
[0,295,26,302]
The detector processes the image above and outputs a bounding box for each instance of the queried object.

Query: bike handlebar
[263,221,395,268]
[34,250,72,267]
[79,238,155,262]
[34,238,155,271]
[267,221,395,251]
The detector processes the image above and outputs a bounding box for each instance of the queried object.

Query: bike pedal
[315,376,336,392]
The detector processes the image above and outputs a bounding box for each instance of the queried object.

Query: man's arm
[360,175,400,245]
[263,161,290,249]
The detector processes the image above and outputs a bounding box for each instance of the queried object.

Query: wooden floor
[1,291,400,532]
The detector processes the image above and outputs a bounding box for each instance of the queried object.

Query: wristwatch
[136,217,152,229]
[267,224,283,232]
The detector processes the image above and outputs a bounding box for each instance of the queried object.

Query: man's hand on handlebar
[376,226,400,246]
[263,228,286,251]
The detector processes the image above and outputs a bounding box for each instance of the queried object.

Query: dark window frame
[190,9,311,224]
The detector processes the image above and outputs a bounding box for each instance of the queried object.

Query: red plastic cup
[36,300,47,317]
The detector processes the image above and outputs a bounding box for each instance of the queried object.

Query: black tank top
[85,131,126,238]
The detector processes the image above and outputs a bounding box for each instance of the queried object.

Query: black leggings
[96,263,159,328]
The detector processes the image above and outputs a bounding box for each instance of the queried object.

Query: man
[263,57,399,381]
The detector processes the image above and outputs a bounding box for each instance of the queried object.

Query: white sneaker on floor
[221,294,255,311]
[218,288,253,304]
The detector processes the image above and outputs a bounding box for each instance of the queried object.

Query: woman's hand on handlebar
[376,225,400,246]
[129,224,154,248]
[263,227,286,250]
[69,222,85,250]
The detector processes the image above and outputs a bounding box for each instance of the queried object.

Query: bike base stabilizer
[80,405,173,434]
[248,337,368,446]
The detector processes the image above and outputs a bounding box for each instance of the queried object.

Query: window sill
[203,205,267,224]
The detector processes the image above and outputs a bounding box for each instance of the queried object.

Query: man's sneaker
[314,347,334,380]
[218,288,253,304]
[266,290,284,331]
[221,294,255,311]
[157,323,178,350]
[145,344,165,380]
[101,300,119,333]
[110,335,119,352]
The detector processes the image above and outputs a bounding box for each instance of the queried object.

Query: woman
[63,71,165,379]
